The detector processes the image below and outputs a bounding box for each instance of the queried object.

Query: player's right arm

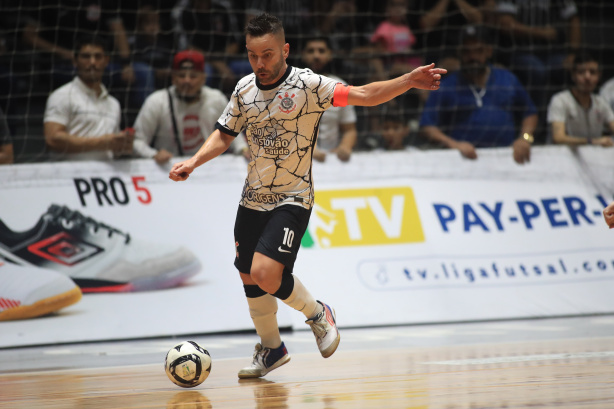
[169,129,235,182]
[44,122,132,154]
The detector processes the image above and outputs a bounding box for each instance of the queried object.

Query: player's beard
[257,58,285,85]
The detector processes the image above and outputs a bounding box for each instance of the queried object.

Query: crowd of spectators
[0,0,613,164]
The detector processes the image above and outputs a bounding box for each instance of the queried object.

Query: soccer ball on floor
[164,341,212,388]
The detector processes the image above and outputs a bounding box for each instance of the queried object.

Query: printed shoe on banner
[306,301,340,358]
[0,261,82,321]
[238,342,291,379]
[0,204,201,293]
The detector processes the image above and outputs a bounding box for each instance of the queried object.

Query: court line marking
[425,351,614,365]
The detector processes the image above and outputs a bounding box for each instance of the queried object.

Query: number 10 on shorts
[282,227,294,248]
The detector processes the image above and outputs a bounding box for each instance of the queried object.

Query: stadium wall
[1,146,614,347]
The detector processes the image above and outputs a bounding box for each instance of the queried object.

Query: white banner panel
[289,145,614,328]
[0,157,293,347]
[1,146,613,347]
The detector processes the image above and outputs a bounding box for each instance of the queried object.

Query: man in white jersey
[548,52,614,146]
[132,50,247,164]
[169,13,446,379]
[300,37,357,163]
[44,36,133,162]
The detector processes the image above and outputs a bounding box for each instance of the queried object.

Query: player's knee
[250,265,279,293]
[249,264,267,285]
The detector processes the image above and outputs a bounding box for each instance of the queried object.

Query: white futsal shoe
[238,342,291,379]
[0,204,201,293]
[0,261,82,321]
[306,301,340,358]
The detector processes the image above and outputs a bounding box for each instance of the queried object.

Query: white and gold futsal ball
[164,341,212,388]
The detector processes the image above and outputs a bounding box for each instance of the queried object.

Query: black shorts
[234,204,312,275]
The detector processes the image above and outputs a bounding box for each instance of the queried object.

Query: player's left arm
[341,63,447,107]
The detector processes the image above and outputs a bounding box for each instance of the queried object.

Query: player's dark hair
[244,13,285,39]
[572,51,599,71]
[74,35,109,57]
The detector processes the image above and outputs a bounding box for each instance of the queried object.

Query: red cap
[173,50,205,71]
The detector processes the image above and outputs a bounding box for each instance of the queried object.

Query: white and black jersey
[216,66,342,211]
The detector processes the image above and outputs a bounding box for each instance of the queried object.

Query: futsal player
[169,13,446,378]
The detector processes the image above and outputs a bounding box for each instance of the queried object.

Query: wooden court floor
[1,317,614,408]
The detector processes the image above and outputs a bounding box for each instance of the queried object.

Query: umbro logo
[278,246,291,253]
[28,232,103,266]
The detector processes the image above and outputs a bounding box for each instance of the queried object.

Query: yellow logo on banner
[303,187,424,248]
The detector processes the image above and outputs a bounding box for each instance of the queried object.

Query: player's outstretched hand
[169,160,194,182]
[603,201,614,229]
[408,63,447,90]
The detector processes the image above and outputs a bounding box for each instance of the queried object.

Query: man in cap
[133,50,246,164]
[420,25,537,163]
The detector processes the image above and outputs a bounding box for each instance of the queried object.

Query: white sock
[247,294,281,349]
[281,276,322,319]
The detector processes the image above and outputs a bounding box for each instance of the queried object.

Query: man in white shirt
[300,37,357,162]
[44,36,133,162]
[132,50,247,164]
[548,52,614,146]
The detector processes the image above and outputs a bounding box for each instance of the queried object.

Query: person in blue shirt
[420,25,537,164]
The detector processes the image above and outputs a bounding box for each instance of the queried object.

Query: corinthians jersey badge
[278,92,296,114]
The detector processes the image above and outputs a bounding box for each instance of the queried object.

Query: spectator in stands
[378,106,411,150]
[22,0,155,110]
[419,25,536,164]
[0,107,13,164]
[411,0,491,72]
[370,0,422,81]
[244,0,314,60]
[43,36,133,161]
[547,52,614,147]
[128,4,174,90]
[493,0,581,116]
[310,0,372,86]
[132,50,247,164]
[175,0,251,92]
[300,37,357,163]
[600,76,614,113]
[315,0,374,56]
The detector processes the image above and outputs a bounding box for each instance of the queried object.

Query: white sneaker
[0,261,82,321]
[306,301,340,358]
[0,204,201,293]
[238,342,291,379]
